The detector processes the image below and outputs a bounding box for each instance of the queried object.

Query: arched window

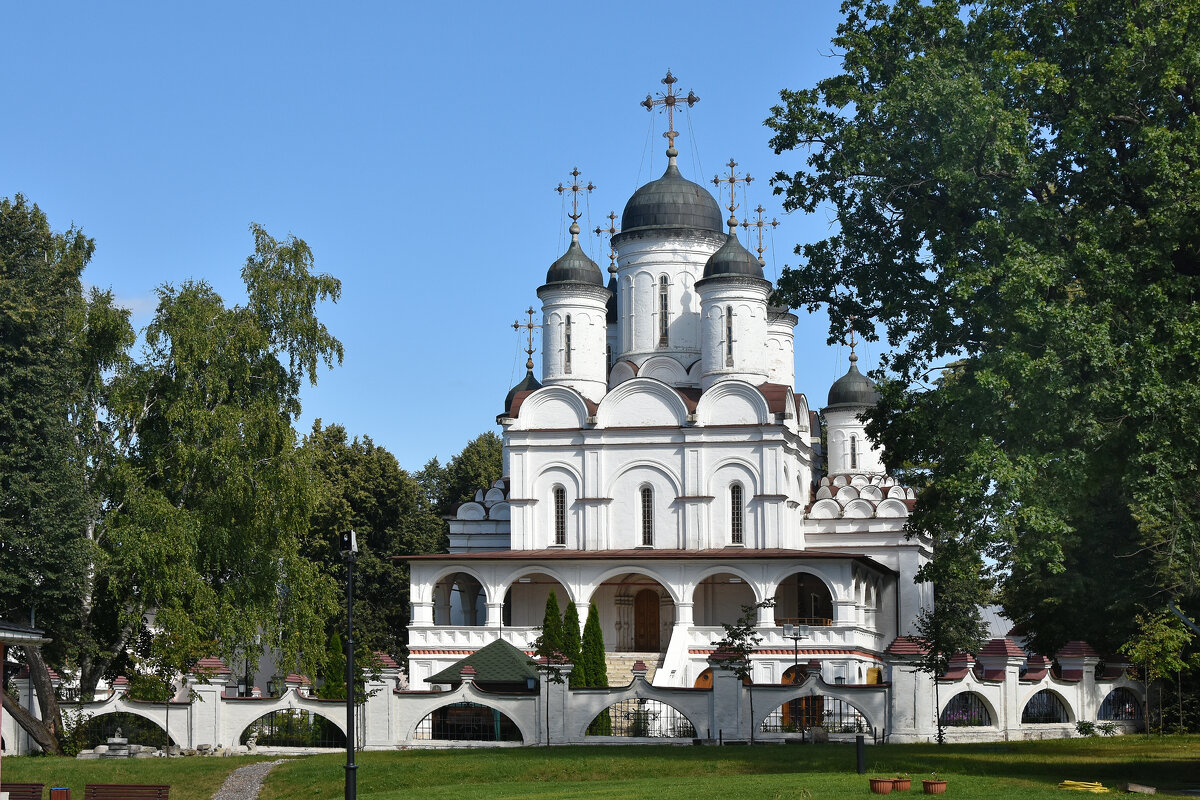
[1022,690,1069,724]
[850,434,858,470]
[725,305,734,365]
[940,692,992,727]
[553,486,566,545]
[640,486,654,546]
[1098,687,1142,720]
[564,315,573,373]
[658,275,670,347]
[730,483,744,544]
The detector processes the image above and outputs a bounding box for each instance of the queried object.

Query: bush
[1075,720,1096,736]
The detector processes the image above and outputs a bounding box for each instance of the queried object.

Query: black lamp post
[340,530,359,800]
[782,623,810,681]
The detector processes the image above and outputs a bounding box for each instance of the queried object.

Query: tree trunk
[23,645,65,741]
[934,675,944,745]
[1,686,64,755]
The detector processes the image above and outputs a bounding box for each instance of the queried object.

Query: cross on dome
[640,69,699,157]
[512,306,538,372]
[594,211,620,276]
[741,204,779,266]
[555,167,594,239]
[712,158,753,233]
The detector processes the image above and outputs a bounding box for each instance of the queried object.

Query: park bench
[83,785,169,799]
[1,783,45,800]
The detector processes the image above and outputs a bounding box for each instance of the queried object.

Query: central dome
[621,161,723,234]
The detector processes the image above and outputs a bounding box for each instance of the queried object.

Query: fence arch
[237,708,347,748]
[413,701,524,742]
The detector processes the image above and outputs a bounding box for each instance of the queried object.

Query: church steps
[604,652,665,686]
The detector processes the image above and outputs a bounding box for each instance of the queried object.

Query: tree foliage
[561,602,585,688]
[767,0,1200,655]
[538,590,565,660]
[580,603,608,688]
[300,421,444,656]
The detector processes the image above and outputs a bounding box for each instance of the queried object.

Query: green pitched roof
[426,639,538,685]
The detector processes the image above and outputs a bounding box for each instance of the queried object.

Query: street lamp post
[782,623,810,732]
[340,530,359,800]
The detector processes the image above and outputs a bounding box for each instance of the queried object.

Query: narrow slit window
[725,305,734,366]
[553,486,566,545]
[640,487,654,546]
[564,315,572,374]
[658,275,670,347]
[606,344,613,376]
[730,484,744,544]
[850,435,858,470]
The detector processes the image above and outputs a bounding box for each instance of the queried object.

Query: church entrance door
[633,589,660,651]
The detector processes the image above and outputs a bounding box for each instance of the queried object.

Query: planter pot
[922,780,948,795]
[870,778,895,794]
[893,778,912,791]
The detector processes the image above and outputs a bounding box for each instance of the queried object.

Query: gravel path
[211,758,293,800]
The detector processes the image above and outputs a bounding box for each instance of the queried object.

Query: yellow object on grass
[1058,780,1109,793]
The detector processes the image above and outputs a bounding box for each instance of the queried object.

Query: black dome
[621,161,723,234]
[702,232,764,279]
[545,237,604,286]
[826,360,880,408]
[504,369,542,415]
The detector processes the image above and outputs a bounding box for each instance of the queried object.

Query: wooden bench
[84,785,169,799]
[1,783,45,800]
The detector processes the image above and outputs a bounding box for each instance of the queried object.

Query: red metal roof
[1056,640,1099,659]
[979,637,1026,659]
[375,651,400,669]
[884,637,928,656]
[400,548,895,573]
[189,657,231,675]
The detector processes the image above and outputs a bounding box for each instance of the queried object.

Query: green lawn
[5,737,1198,800]
[259,736,1200,800]
[2,753,274,800]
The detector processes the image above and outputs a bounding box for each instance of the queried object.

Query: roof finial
[556,167,594,241]
[513,307,538,372]
[741,204,779,265]
[641,69,699,162]
[594,211,620,276]
[712,158,753,234]
[847,315,859,366]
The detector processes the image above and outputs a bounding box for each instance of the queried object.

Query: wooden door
[633,589,660,651]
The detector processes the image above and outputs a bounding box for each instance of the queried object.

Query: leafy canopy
[767,0,1200,655]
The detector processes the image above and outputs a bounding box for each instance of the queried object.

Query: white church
[399,73,1143,742]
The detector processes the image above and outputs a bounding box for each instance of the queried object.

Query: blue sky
[5,1,871,471]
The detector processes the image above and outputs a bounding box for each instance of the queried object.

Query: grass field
[5,736,1199,800]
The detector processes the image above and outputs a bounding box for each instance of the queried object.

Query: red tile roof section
[979,638,1027,659]
[757,383,792,415]
[885,637,928,656]
[1056,641,1100,659]
[400,548,895,574]
[1021,654,1051,682]
[190,657,232,675]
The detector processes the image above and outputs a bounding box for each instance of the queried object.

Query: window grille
[940,692,992,727]
[553,486,566,545]
[1021,689,1069,724]
[761,696,869,735]
[564,315,572,373]
[239,709,346,748]
[730,484,744,544]
[850,435,858,470]
[587,698,695,738]
[658,275,670,347]
[413,702,523,742]
[725,305,734,365]
[640,486,654,546]
[1098,688,1142,720]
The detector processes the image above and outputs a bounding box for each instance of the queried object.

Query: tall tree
[767,0,1200,655]
[580,603,608,688]
[301,420,444,656]
[538,591,565,660]
[561,602,585,688]
[437,431,503,515]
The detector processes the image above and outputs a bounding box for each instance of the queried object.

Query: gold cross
[555,167,594,231]
[741,204,779,265]
[712,158,753,232]
[594,211,620,276]
[513,307,538,372]
[640,70,699,151]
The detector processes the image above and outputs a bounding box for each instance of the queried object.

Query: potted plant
[922,772,948,794]
[892,773,912,791]
[869,777,895,794]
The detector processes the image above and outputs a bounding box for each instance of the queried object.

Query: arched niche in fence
[413,702,523,742]
[1098,687,1142,721]
[760,694,869,734]
[239,708,346,748]
[74,711,175,750]
[585,697,698,738]
[1021,689,1071,724]
[939,691,994,727]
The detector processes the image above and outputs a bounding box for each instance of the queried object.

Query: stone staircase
[604,652,665,686]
